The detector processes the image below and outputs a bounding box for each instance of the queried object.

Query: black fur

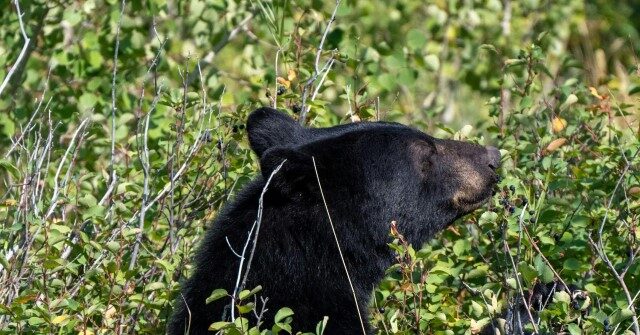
[168,107,501,334]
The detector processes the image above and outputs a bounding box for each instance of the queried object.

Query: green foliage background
[0,0,639,334]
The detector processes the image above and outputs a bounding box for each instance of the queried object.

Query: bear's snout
[486,146,501,170]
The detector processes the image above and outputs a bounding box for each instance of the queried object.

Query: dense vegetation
[0,0,639,334]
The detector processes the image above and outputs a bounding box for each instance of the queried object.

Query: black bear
[168,107,501,334]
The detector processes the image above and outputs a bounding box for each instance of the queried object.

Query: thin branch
[44,119,90,220]
[502,203,539,334]
[299,0,341,124]
[129,85,163,270]
[186,13,254,85]
[314,2,339,73]
[310,58,335,102]
[230,220,256,322]
[312,157,367,335]
[521,227,569,291]
[106,0,126,216]
[273,48,281,109]
[501,0,512,36]
[233,159,286,321]
[588,149,640,335]
[4,65,52,158]
[0,0,31,97]
[225,237,242,258]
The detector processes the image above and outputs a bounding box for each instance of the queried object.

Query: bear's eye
[421,160,431,174]
[423,141,438,157]
[409,139,436,177]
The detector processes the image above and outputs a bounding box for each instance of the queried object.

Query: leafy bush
[372,67,640,334]
[0,0,638,334]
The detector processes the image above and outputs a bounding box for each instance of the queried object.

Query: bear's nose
[486,146,501,170]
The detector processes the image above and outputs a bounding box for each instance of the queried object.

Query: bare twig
[522,227,569,286]
[230,219,256,322]
[502,203,539,334]
[135,22,168,114]
[587,150,640,335]
[299,0,341,124]
[105,0,127,215]
[313,3,338,74]
[180,294,192,335]
[501,0,512,36]
[312,157,367,335]
[186,13,254,85]
[133,129,206,220]
[232,159,286,321]
[225,237,243,258]
[0,0,31,97]
[129,85,163,270]
[129,22,167,265]
[252,296,269,326]
[461,281,499,330]
[43,118,90,220]
[273,48,281,109]
[310,58,335,102]
[1,117,88,317]
[4,65,52,158]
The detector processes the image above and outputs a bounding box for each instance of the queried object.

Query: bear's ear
[409,140,436,177]
[259,147,317,194]
[247,107,302,158]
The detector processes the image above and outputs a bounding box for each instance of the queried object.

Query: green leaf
[518,262,538,283]
[378,73,396,91]
[479,211,499,226]
[519,96,533,110]
[610,308,634,326]
[27,317,45,326]
[553,291,571,304]
[105,241,120,253]
[208,321,231,331]
[82,205,106,220]
[452,239,470,256]
[78,194,98,207]
[0,160,20,179]
[63,10,83,26]
[206,289,228,304]
[567,323,581,335]
[248,285,262,298]
[563,258,580,271]
[238,289,251,300]
[236,302,254,314]
[234,317,250,330]
[154,259,175,273]
[274,307,294,323]
[316,316,329,335]
[145,282,165,291]
[51,314,70,325]
[465,265,488,279]
[471,300,484,317]
[538,235,555,245]
[479,44,498,54]
[50,223,71,235]
[534,255,554,283]
[505,58,526,67]
[424,54,440,72]
[87,50,104,68]
[407,29,427,50]
[506,277,517,289]
[78,93,98,111]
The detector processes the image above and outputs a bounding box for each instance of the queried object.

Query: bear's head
[247,107,500,246]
